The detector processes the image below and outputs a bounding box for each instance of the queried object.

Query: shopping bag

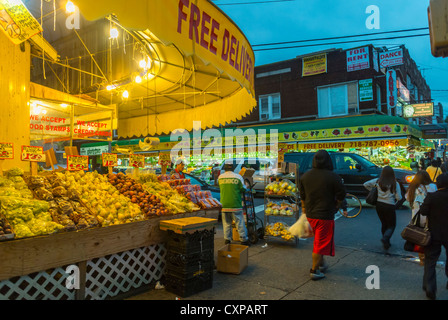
[288,213,314,238]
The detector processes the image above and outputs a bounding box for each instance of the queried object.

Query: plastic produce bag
[288,213,314,238]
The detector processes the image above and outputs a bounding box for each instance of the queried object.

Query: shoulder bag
[401,212,431,247]
[365,183,378,206]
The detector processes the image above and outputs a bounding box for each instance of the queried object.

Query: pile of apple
[265,201,296,216]
[107,173,170,217]
[265,180,298,196]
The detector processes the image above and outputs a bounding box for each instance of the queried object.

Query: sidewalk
[128,220,448,301]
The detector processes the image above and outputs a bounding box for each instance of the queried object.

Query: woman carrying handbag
[405,170,437,265]
[364,166,402,251]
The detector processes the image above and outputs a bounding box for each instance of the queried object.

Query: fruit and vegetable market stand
[0,208,219,300]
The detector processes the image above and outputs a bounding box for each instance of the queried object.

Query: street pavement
[128,200,448,301]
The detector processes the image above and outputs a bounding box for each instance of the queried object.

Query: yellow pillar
[0,31,31,173]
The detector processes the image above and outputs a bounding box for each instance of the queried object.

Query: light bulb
[66,1,76,13]
[107,85,115,91]
[110,27,119,39]
[139,59,147,69]
[122,90,129,99]
[135,75,142,84]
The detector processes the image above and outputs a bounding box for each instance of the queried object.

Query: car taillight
[405,175,415,184]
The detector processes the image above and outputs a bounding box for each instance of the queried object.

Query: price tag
[130,154,145,168]
[21,146,45,162]
[102,153,118,167]
[158,152,171,166]
[67,155,89,171]
[0,143,14,160]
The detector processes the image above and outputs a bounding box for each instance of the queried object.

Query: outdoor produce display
[0,168,64,239]
[132,172,199,215]
[265,180,298,197]
[264,222,294,241]
[0,164,219,241]
[62,171,145,225]
[107,172,171,217]
[25,174,99,231]
[264,201,297,216]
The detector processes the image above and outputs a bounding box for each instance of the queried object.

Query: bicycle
[339,193,363,218]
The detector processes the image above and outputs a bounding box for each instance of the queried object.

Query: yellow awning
[72,0,256,138]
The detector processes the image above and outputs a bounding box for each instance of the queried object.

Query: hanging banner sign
[346,46,370,72]
[21,146,45,162]
[102,153,118,167]
[302,53,327,76]
[379,48,403,68]
[386,69,397,110]
[0,142,14,159]
[130,154,145,168]
[0,0,43,44]
[67,155,89,171]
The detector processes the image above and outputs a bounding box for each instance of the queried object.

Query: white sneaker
[310,269,325,280]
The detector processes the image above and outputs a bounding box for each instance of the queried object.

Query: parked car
[283,152,415,196]
[213,158,277,192]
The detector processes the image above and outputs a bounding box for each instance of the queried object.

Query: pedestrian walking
[364,166,402,251]
[426,159,442,183]
[218,163,249,246]
[418,173,448,300]
[298,150,346,280]
[405,170,437,265]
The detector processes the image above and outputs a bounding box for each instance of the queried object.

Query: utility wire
[253,27,429,47]
[253,33,429,52]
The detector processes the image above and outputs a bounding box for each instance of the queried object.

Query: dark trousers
[423,240,448,295]
[375,201,396,242]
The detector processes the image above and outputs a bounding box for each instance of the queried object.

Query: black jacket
[299,168,346,220]
[418,188,448,242]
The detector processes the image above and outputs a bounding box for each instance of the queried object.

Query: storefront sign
[373,49,379,72]
[302,53,327,77]
[379,48,403,68]
[279,123,410,143]
[0,142,13,159]
[129,154,145,168]
[67,155,89,171]
[359,79,373,102]
[102,153,118,167]
[21,146,45,162]
[80,145,110,156]
[411,103,434,117]
[397,78,410,103]
[298,139,408,151]
[346,46,370,72]
[0,0,42,44]
[386,69,397,110]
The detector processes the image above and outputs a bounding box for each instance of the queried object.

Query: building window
[317,82,359,118]
[376,84,382,112]
[259,93,281,120]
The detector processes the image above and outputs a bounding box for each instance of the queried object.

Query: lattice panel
[84,244,167,300]
[0,267,76,300]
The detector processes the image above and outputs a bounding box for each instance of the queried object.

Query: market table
[0,208,220,300]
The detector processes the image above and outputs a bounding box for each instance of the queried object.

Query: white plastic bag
[288,213,314,238]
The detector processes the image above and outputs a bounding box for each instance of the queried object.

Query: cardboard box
[217,244,248,274]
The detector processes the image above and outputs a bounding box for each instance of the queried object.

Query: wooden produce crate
[160,217,217,234]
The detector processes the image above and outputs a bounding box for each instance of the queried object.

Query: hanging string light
[66,1,76,13]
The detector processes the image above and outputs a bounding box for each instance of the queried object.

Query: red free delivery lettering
[177,0,254,85]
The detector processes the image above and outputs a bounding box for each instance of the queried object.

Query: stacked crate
[160,217,216,297]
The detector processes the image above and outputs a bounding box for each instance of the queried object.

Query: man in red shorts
[298,150,346,280]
